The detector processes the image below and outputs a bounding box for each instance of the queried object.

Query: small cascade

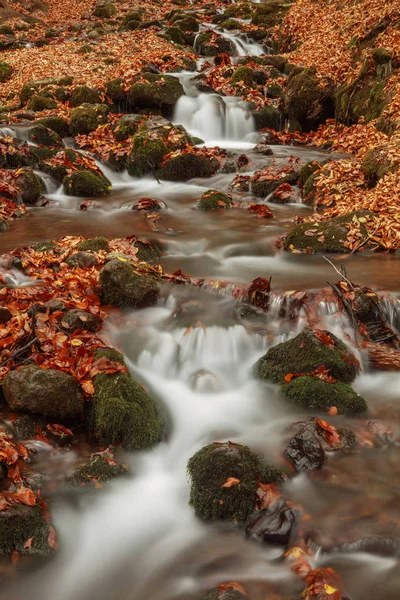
[380,295,400,332]
[0,126,16,138]
[173,92,255,143]
[217,29,265,57]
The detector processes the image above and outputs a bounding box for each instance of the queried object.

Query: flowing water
[2,24,400,600]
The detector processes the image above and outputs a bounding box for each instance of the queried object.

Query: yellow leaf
[324,584,338,595]
[71,339,83,346]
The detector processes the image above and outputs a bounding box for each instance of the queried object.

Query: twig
[350,225,380,255]
[1,337,38,367]
[327,281,360,345]
[322,256,354,290]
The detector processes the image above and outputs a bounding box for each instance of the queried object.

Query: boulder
[28,124,63,147]
[69,104,109,136]
[284,67,334,131]
[36,116,70,137]
[112,114,142,141]
[60,309,101,333]
[69,453,127,486]
[128,74,184,117]
[27,95,57,112]
[3,365,84,419]
[14,169,43,205]
[254,329,359,384]
[70,86,101,107]
[252,105,282,130]
[93,1,116,18]
[362,144,399,187]
[77,236,110,252]
[198,189,232,210]
[231,66,253,86]
[0,61,12,82]
[0,505,51,556]
[281,376,367,414]
[63,170,111,197]
[187,441,283,524]
[90,348,162,449]
[99,259,160,307]
[158,153,215,181]
[66,251,99,268]
[127,134,168,178]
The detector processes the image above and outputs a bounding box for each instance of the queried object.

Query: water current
[1,18,400,600]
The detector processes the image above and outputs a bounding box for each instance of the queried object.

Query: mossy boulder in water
[202,587,250,600]
[174,16,199,32]
[196,32,235,56]
[69,453,127,486]
[165,26,185,45]
[70,86,101,107]
[254,329,359,384]
[0,505,51,556]
[27,95,57,112]
[36,116,70,137]
[77,236,110,252]
[14,168,44,205]
[284,211,372,253]
[69,104,109,135]
[251,170,299,198]
[63,170,111,197]
[3,365,84,419]
[127,134,168,177]
[28,124,63,147]
[158,153,215,181]
[281,376,367,415]
[284,68,334,132]
[231,66,253,86]
[198,189,232,210]
[128,74,184,116]
[252,105,282,130]
[188,442,283,524]
[112,114,142,141]
[90,348,162,450]
[99,259,160,307]
[135,240,161,264]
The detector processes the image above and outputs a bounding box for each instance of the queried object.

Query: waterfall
[0,126,16,138]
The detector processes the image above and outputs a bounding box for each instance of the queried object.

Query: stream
[1,18,400,600]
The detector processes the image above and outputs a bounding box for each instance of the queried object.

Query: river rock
[28,124,63,147]
[285,421,327,471]
[281,376,367,414]
[60,309,101,333]
[69,104,109,135]
[90,348,162,449]
[198,190,232,210]
[202,587,250,600]
[99,259,160,307]
[254,329,359,384]
[0,505,52,556]
[187,441,283,524]
[63,170,111,197]
[36,116,70,137]
[158,153,215,181]
[3,365,84,419]
[246,498,300,546]
[70,85,101,107]
[284,67,334,131]
[69,453,127,486]
[77,237,110,252]
[14,168,44,205]
[66,251,99,268]
[128,73,184,117]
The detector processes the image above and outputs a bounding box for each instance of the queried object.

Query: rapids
[1,23,400,600]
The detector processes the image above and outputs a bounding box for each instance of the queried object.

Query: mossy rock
[254,329,359,384]
[0,62,12,83]
[112,114,142,141]
[128,74,184,116]
[252,105,282,130]
[90,348,162,450]
[20,79,56,104]
[122,11,142,26]
[99,259,160,307]
[70,86,101,107]
[280,376,367,415]
[69,105,107,135]
[197,33,235,56]
[284,210,373,253]
[198,189,232,210]
[158,153,215,181]
[63,170,111,197]
[127,134,168,177]
[372,48,392,65]
[0,25,13,35]
[362,145,398,187]
[69,454,127,486]
[174,16,199,32]
[66,251,99,268]
[266,82,283,99]
[251,0,287,26]
[251,170,298,198]
[285,67,334,132]
[36,116,69,137]
[32,240,55,252]
[27,95,57,112]
[28,124,62,146]
[224,2,252,18]
[123,19,140,31]
[77,237,110,252]
[187,442,283,524]
[221,18,242,30]
[165,26,185,45]
[58,76,74,86]
[335,66,389,126]
[93,2,116,18]
[15,168,44,204]
[299,161,321,188]
[105,78,127,103]
[60,309,100,333]
[231,66,253,86]
[259,55,287,72]
[0,505,51,556]
[78,44,94,54]
[54,86,70,102]
[135,240,161,264]
[202,588,249,600]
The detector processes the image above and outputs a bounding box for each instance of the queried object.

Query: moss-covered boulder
[15,168,44,204]
[299,160,322,188]
[128,74,184,116]
[28,124,63,147]
[70,86,101,108]
[69,106,102,135]
[158,153,215,181]
[90,348,162,449]
[112,114,142,141]
[362,144,398,187]
[280,376,367,414]
[36,116,70,137]
[225,2,252,18]
[69,453,127,486]
[251,170,299,198]
[77,236,110,252]
[99,259,160,307]
[251,0,287,27]
[3,365,84,419]
[254,329,359,384]
[284,67,334,132]
[198,189,232,210]
[0,25,13,35]
[231,66,253,86]
[27,95,57,112]
[66,251,99,268]
[284,211,373,253]
[135,240,161,264]
[0,505,52,556]
[252,105,282,130]
[63,170,111,197]
[20,79,56,104]
[187,442,283,524]
[174,16,199,32]
[0,62,12,82]
[127,134,168,177]
[165,26,185,45]
[60,309,101,333]
[93,1,116,18]
[105,78,127,104]
[196,32,235,56]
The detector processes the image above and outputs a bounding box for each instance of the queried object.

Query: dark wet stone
[66,251,99,268]
[285,422,326,471]
[60,309,101,333]
[246,498,300,546]
[0,307,12,324]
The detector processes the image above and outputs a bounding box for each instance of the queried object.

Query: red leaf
[316,418,341,447]
[47,424,73,436]
[48,526,59,551]
[218,582,246,595]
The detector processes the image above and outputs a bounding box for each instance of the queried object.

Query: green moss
[202,588,249,600]
[27,95,57,111]
[128,74,184,113]
[158,153,214,181]
[37,116,69,137]
[99,259,160,307]
[284,210,372,253]
[266,82,283,99]
[372,48,392,65]
[254,329,359,384]
[29,124,62,146]
[77,236,110,252]
[63,171,111,197]
[0,505,51,556]
[285,67,334,132]
[105,78,127,103]
[231,66,253,86]
[32,240,55,252]
[127,134,168,177]
[252,105,282,130]
[35,39,49,48]
[78,44,94,54]
[280,376,367,414]
[69,455,127,486]
[224,2,252,18]
[15,169,43,204]
[55,86,70,102]
[187,442,283,524]
[165,26,185,45]
[362,146,396,187]
[0,62,12,83]
[123,19,140,31]
[251,170,298,198]
[221,18,242,30]
[251,0,286,26]
[335,66,389,125]
[122,11,142,26]
[198,189,232,210]
[0,25,13,35]
[174,16,199,32]
[93,2,116,18]
[45,27,57,39]
[70,85,101,107]
[135,240,160,264]
[376,115,398,135]
[58,76,74,86]
[299,162,320,188]
[69,106,100,135]
[90,348,162,450]
[113,114,142,141]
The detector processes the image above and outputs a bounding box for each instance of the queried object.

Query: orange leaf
[48,526,59,551]
[221,477,240,488]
